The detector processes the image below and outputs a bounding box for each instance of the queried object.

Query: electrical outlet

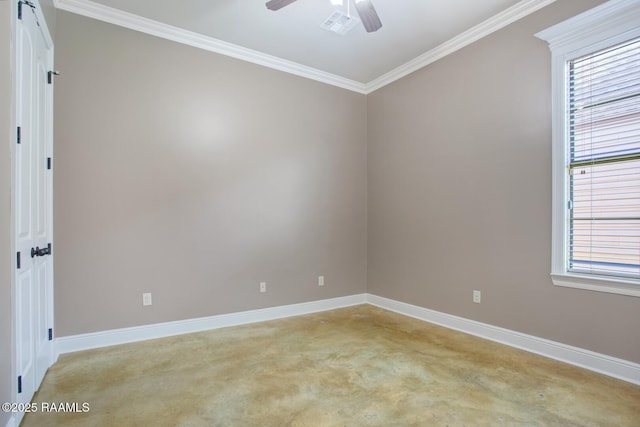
[260,282,266,293]
[142,292,152,306]
[473,290,481,304]
[318,275,325,286]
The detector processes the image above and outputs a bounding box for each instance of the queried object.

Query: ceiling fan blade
[266,0,298,11]
[354,0,382,32]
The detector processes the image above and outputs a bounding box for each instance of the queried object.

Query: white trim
[7,0,17,425]
[366,294,640,386]
[551,273,640,298]
[535,0,640,54]
[55,294,367,356]
[53,0,557,94]
[31,0,54,49]
[54,0,368,94]
[366,0,557,92]
[536,0,640,297]
[55,293,640,386]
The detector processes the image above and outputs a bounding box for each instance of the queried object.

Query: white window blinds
[568,37,640,279]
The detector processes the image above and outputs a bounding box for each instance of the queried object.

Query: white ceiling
[54,0,555,92]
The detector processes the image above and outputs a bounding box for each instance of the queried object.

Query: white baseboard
[366,294,640,386]
[55,294,367,357]
[55,292,640,386]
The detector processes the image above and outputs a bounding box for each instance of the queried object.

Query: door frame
[11,0,54,424]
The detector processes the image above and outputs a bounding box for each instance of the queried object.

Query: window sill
[551,273,640,298]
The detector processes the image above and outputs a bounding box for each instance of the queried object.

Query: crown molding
[54,0,368,94]
[55,0,557,94]
[365,0,558,93]
[535,0,640,54]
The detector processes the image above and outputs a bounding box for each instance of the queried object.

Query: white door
[15,0,54,408]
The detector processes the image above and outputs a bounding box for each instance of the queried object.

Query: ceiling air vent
[321,10,360,35]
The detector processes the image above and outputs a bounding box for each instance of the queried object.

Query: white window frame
[536,0,640,298]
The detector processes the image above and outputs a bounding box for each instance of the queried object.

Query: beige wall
[1,2,12,424]
[54,0,639,365]
[368,0,640,363]
[54,11,368,336]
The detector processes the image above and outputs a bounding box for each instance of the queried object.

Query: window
[537,0,640,297]
[568,38,640,279]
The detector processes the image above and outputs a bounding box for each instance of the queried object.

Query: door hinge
[17,126,21,144]
[47,70,60,85]
[17,376,22,393]
[17,252,21,269]
[47,157,52,170]
[17,1,35,20]
[48,328,53,341]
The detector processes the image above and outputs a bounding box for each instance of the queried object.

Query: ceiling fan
[265,0,383,33]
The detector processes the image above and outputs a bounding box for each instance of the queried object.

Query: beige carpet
[22,305,640,426]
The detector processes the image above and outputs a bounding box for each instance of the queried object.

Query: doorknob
[30,245,51,257]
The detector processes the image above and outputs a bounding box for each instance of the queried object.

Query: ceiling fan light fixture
[266,0,382,34]
[321,10,359,35]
